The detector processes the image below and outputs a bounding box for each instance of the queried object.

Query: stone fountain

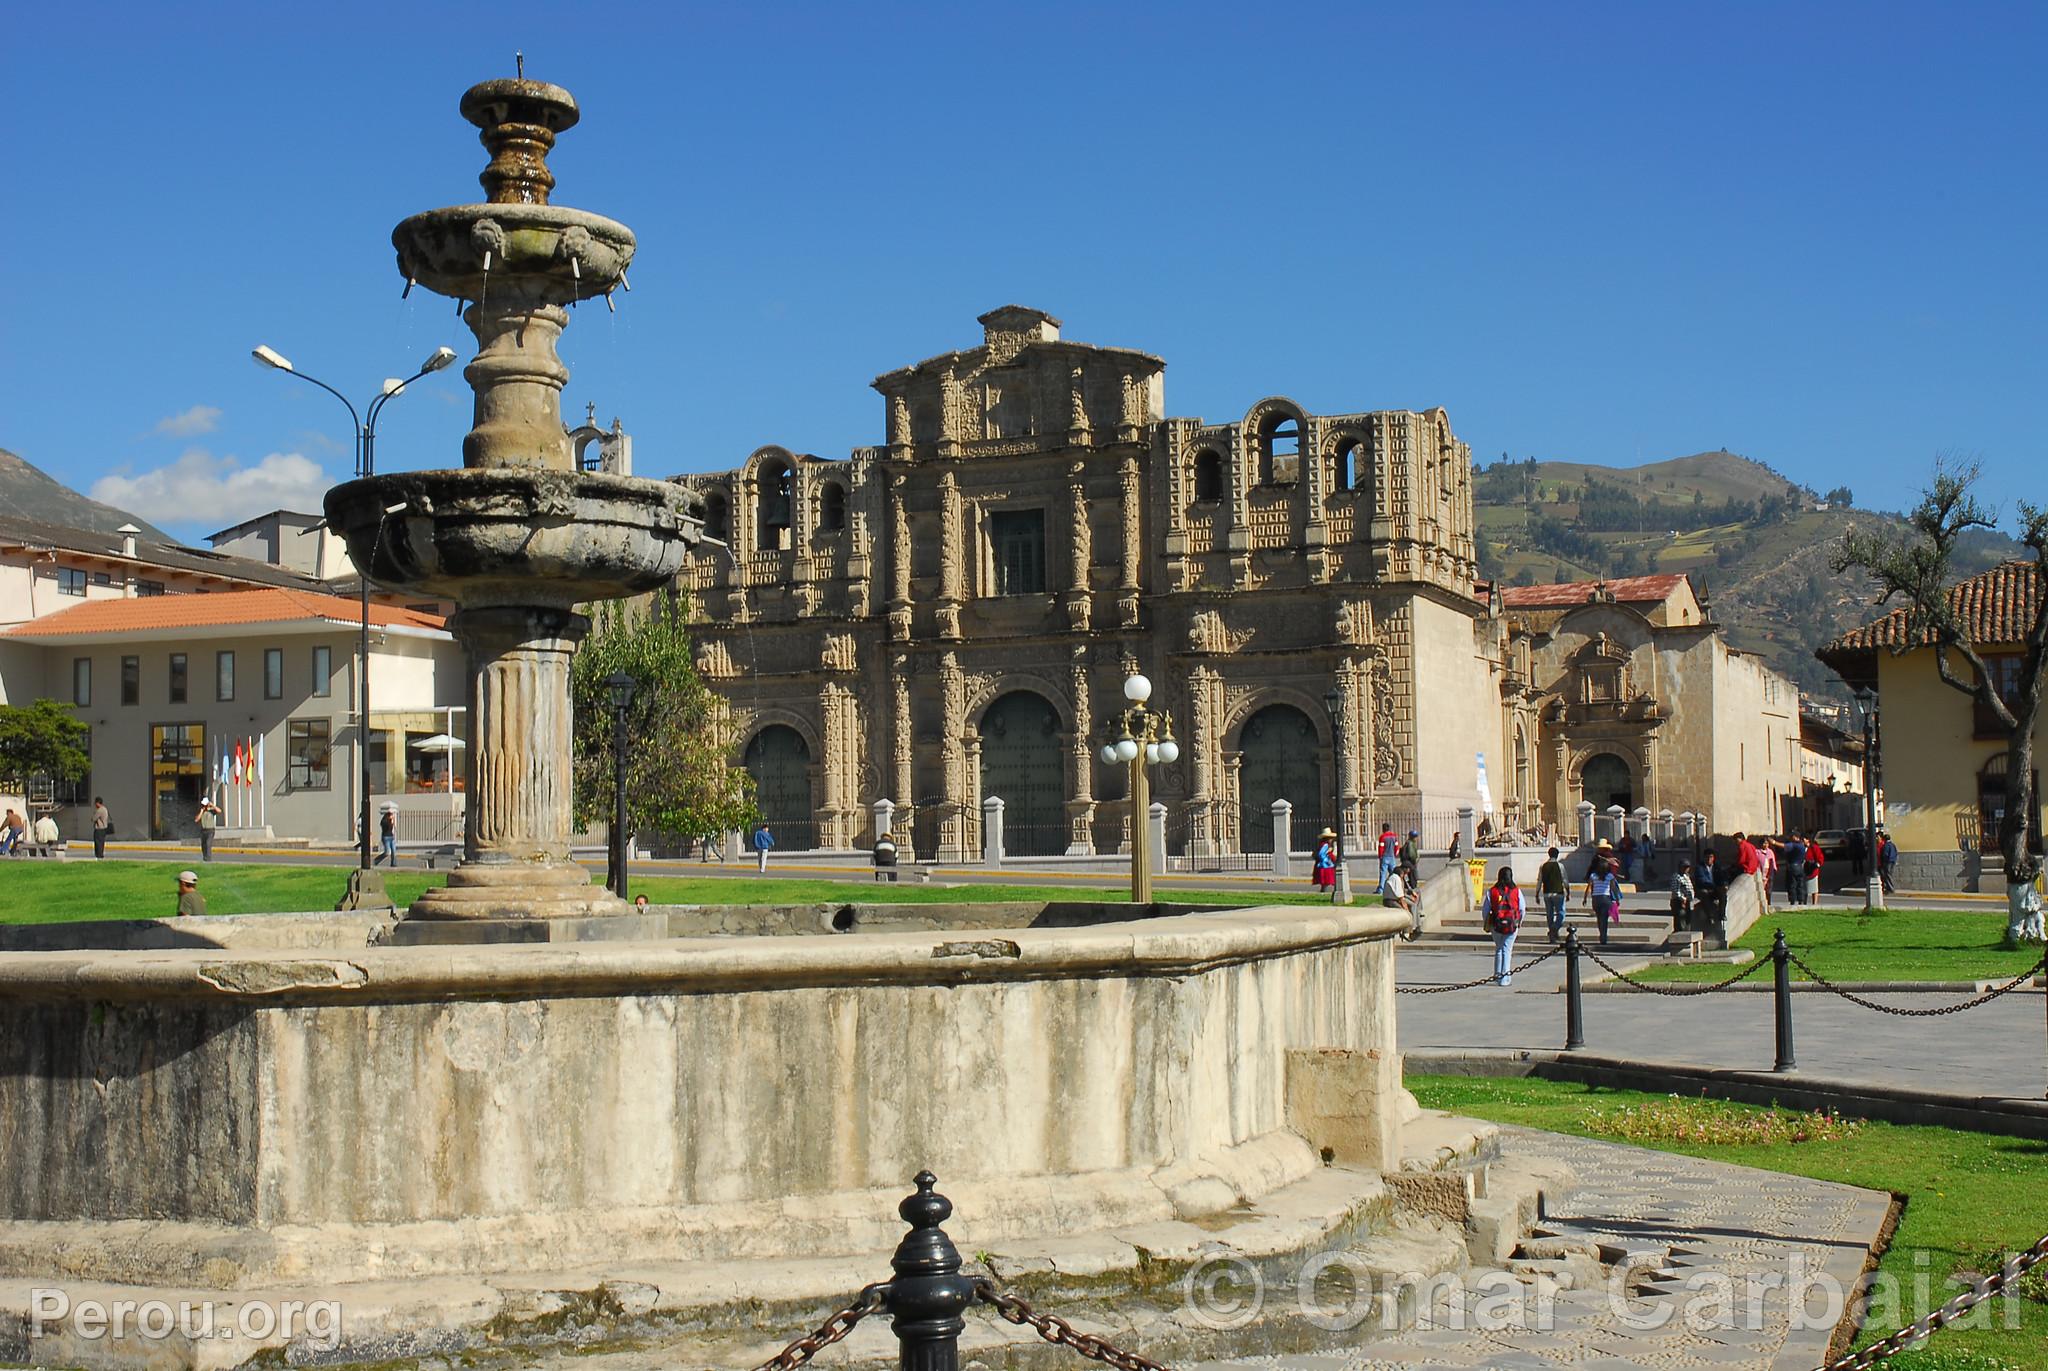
[324,72,699,920]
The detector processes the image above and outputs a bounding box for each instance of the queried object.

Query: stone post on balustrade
[981,795,1005,869]
[1149,803,1168,879]
[1271,799,1293,880]
[873,797,896,841]
[1575,801,1595,848]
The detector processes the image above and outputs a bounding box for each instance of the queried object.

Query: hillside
[1473,451,2021,703]
[0,448,167,540]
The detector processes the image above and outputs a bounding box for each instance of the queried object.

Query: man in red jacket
[1735,832,1762,878]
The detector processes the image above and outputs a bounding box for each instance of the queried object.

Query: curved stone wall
[0,905,1402,1286]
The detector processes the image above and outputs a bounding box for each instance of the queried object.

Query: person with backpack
[1537,845,1569,942]
[1483,867,1525,985]
[1583,853,1622,946]
[1375,823,1400,892]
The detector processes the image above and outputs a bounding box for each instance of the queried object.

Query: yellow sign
[1466,858,1488,905]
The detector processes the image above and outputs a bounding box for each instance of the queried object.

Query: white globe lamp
[1157,739,1180,764]
[1124,674,1152,704]
[1114,737,1140,764]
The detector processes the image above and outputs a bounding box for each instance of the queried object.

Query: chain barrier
[1820,1231,2048,1370]
[751,1284,889,1371]
[1787,951,2047,1018]
[1397,944,1564,994]
[1580,945,1774,996]
[974,1278,1178,1371]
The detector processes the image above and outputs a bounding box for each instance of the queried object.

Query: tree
[1834,462,2048,939]
[1825,485,1854,508]
[570,599,756,872]
[0,698,90,789]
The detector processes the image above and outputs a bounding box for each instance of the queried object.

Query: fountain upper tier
[393,76,632,306]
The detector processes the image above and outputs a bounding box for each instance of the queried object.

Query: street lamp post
[1098,673,1178,905]
[252,344,456,886]
[605,672,637,902]
[1322,685,1353,905]
[1853,685,1885,912]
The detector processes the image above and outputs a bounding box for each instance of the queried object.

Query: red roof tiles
[1500,574,1689,609]
[1821,561,2043,660]
[2,588,445,638]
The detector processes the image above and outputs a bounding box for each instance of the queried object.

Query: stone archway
[1581,752,1633,812]
[1237,703,1322,853]
[744,725,814,849]
[980,691,1066,856]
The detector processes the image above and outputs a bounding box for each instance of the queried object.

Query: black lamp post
[1853,684,1885,911]
[251,343,456,873]
[1322,685,1352,904]
[605,671,637,902]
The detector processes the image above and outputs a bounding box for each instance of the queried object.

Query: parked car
[1813,829,1854,861]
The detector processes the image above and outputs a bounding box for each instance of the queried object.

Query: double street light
[252,343,457,872]
[1098,673,1178,904]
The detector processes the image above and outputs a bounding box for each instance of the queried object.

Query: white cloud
[153,405,223,438]
[91,449,333,536]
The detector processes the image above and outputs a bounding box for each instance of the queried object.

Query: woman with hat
[1583,841,1622,946]
[1311,828,1339,893]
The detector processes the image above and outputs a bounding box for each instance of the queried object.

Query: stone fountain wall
[0,906,1402,1286]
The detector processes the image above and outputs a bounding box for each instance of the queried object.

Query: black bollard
[1772,929,1796,1072]
[1564,926,1586,1051]
[885,1171,977,1371]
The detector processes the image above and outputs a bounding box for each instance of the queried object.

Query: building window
[121,656,140,706]
[169,653,188,704]
[757,460,793,550]
[312,645,332,698]
[819,482,848,532]
[264,647,284,700]
[90,571,112,587]
[57,567,88,596]
[216,651,235,702]
[1257,412,1301,486]
[1192,449,1224,502]
[72,657,90,706]
[1975,655,2025,737]
[287,719,332,791]
[135,579,166,597]
[703,490,731,543]
[989,509,1047,596]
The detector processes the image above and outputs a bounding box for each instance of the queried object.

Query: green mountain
[0,447,168,541]
[1473,450,2021,703]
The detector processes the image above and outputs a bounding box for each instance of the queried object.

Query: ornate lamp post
[1322,685,1353,905]
[1098,672,1178,904]
[252,343,456,887]
[1852,684,1885,912]
[605,671,637,903]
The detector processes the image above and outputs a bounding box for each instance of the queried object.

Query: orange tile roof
[1,588,445,639]
[1500,574,1689,609]
[1820,561,2042,665]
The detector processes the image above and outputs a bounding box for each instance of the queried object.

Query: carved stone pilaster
[937,469,963,638]
[888,473,912,641]
[891,654,914,823]
[1064,461,1092,631]
[1067,365,1091,445]
[1117,454,1142,626]
[1067,649,1095,854]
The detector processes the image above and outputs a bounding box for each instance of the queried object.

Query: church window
[757,460,793,550]
[1192,449,1224,502]
[819,482,847,532]
[1257,413,1300,486]
[703,491,731,544]
[989,509,1047,596]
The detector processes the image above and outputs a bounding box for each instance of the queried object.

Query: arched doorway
[980,691,1066,856]
[1238,704,1322,852]
[744,725,813,850]
[1581,752,1633,812]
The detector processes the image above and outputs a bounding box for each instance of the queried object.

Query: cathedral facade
[670,307,1498,859]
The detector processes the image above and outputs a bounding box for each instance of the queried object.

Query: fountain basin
[0,904,1404,1285]
[393,202,634,303]
[325,467,698,609]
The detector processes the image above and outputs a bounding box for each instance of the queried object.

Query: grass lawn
[1411,1073,2048,1370]
[1627,907,2044,985]
[0,862,1335,925]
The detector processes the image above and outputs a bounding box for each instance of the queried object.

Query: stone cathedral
[671,306,1505,860]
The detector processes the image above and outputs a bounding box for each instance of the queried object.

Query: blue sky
[4,1,2042,540]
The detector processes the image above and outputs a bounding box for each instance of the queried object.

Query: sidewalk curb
[1404,1047,2048,1140]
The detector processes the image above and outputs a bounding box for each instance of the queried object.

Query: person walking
[1617,832,1637,884]
[1376,823,1400,892]
[196,798,218,862]
[1670,862,1697,931]
[752,821,775,875]
[1583,852,1622,946]
[1757,832,1780,907]
[377,803,399,866]
[1847,827,1867,879]
[1640,830,1658,884]
[1879,829,1899,894]
[1483,867,1525,986]
[1399,828,1420,874]
[174,870,207,918]
[1537,845,1569,942]
[92,796,111,859]
[1803,832,1825,898]
[1311,828,1339,894]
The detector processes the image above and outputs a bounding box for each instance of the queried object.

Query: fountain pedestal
[322,72,700,920]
